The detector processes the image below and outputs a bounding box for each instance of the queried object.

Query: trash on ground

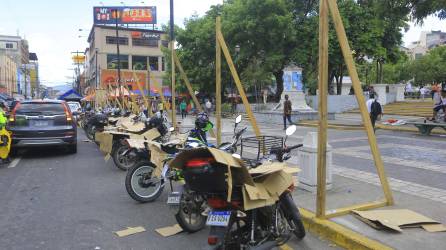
[352,209,440,232]
[422,224,446,232]
[382,119,406,126]
[104,154,111,162]
[83,139,92,143]
[155,224,183,237]
[115,226,146,237]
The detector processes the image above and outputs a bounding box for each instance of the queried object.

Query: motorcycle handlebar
[284,144,303,152]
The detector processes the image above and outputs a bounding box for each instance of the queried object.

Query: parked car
[8,100,77,154]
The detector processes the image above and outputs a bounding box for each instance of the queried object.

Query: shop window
[149,57,159,71]
[106,36,129,45]
[107,54,129,69]
[132,56,148,70]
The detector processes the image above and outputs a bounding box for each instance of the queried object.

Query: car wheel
[68,144,77,154]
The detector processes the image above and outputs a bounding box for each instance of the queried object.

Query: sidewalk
[190,115,446,250]
[299,113,446,135]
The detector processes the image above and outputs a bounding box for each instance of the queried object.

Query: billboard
[93,6,157,25]
[101,69,147,91]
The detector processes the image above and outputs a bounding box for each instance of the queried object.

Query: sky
[0,0,445,87]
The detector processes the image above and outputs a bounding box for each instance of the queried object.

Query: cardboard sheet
[155,224,183,237]
[422,224,446,232]
[352,209,439,232]
[115,226,146,237]
[99,133,114,154]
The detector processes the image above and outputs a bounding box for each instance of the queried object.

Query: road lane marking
[8,157,21,168]
[332,165,446,204]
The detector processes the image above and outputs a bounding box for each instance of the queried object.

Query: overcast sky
[0,0,444,87]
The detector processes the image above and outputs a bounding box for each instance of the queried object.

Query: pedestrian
[158,99,164,115]
[263,89,268,105]
[231,97,237,114]
[152,97,158,114]
[206,99,212,115]
[283,94,293,130]
[366,93,383,132]
[180,99,187,119]
[430,84,446,122]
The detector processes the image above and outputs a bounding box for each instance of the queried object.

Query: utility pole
[95,48,99,89]
[170,0,177,128]
[71,51,83,93]
[113,9,122,97]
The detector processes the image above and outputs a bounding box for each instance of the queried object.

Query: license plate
[167,192,181,205]
[206,211,231,227]
[33,120,49,126]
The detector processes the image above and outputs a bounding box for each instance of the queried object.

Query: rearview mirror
[169,127,175,132]
[235,115,242,124]
[189,142,200,148]
[286,125,297,136]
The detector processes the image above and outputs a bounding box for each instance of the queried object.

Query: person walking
[206,99,212,115]
[283,94,293,130]
[180,99,187,119]
[158,99,164,115]
[366,93,382,132]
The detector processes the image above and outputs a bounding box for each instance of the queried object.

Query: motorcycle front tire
[112,142,137,171]
[281,193,306,240]
[125,161,164,203]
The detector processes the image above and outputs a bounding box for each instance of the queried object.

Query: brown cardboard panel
[248,162,286,175]
[155,224,183,237]
[104,154,111,162]
[422,224,446,232]
[126,139,147,149]
[95,132,104,144]
[244,183,270,200]
[99,133,114,154]
[262,170,293,197]
[147,143,167,177]
[352,209,439,232]
[242,186,278,211]
[115,226,146,237]
[141,128,161,141]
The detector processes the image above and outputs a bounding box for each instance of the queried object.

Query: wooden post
[216,17,222,145]
[216,30,262,138]
[316,0,329,218]
[173,51,216,137]
[171,41,177,128]
[327,0,393,204]
[148,70,170,118]
[133,72,150,116]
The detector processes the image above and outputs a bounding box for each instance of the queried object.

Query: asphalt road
[0,128,337,250]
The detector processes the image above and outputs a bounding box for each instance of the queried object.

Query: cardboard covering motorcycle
[170,147,300,210]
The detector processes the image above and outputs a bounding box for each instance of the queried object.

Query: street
[0,126,337,250]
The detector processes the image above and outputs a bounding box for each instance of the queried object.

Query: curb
[297,122,446,135]
[299,208,393,250]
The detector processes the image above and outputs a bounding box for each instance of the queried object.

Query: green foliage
[407,46,446,85]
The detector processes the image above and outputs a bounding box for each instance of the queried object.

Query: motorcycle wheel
[125,161,164,203]
[175,187,206,233]
[112,143,138,171]
[86,125,96,141]
[281,193,306,240]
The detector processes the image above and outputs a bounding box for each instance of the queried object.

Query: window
[16,103,65,115]
[107,54,129,69]
[161,40,169,48]
[5,43,13,49]
[132,56,147,70]
[161,57,165,71]
[106,36,129,45]
[149,57,159,71]
[133,37,158,47]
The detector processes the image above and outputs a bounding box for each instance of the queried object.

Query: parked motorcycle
[85,111,108,141]
[175,125,305,249]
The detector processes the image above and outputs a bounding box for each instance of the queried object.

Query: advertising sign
[101,69,147,91]
[93,6,157,25]
[283,67,303,92]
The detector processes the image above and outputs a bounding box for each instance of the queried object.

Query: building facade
[405,30,446,59]
[0,54,18,95]
[85,25,168,93]
[0,35,30,96]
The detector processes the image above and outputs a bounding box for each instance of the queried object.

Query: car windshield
[16,103,65,115]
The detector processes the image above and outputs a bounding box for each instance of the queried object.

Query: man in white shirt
[205,99,212,115]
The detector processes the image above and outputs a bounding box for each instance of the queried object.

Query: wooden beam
[133,71,150,115]
[216,30,261,138]
[316,0,329,218]
[324,200,388,219]
[173,51,216,137]
[327,0,394,205]
[148,69,171,119]
[215,16,222,146]
[171,41,177,128]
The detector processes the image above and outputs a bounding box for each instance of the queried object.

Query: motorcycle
[170,115,247,233]
[84,111,108,141]
[176,125,305,249]
[111,112,169,171]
